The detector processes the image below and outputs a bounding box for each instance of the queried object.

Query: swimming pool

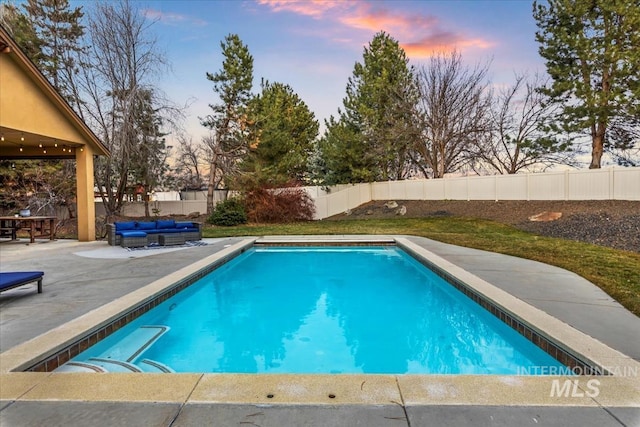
[57,245,564,374]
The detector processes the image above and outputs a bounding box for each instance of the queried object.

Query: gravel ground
[328,200,640,253]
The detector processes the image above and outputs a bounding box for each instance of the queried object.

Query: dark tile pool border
[26,244,253,373]
[396,241,607,376]
[26,238,605,375]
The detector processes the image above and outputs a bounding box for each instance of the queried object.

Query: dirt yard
[328,200,640,253]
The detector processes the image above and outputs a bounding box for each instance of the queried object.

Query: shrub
[244,184,315,223]
[207,198,247,226]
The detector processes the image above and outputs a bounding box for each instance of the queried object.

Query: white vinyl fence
[89,167,638,220]
[311,167,640,219]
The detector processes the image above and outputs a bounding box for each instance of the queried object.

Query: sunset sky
[119,0,544,144]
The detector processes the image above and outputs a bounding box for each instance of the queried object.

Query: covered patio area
[0,26,109,241]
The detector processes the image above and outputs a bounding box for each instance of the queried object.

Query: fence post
[466,175,470,201]
[610,167,615,200]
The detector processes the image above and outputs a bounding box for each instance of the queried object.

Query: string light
[1,134,4,141]
[20,133,24,142]
[19,146,23,152]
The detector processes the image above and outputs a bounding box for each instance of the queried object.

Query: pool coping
[1,235,639,408]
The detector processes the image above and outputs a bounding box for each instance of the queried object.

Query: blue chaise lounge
[0,271,44,294]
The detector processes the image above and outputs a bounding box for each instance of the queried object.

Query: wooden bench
[0,271,44,294]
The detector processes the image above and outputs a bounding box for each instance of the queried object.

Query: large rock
[395,205,407,216]
[384,201,398,209]
[529,211,562,222]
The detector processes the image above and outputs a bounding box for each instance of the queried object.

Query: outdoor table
[0,216,56,243]
[158,234,186,246]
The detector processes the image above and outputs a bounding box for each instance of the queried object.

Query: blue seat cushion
[136,221,156,230]
[175,221,193,229]
[0,271,44,290]
[156,219,176,229]
[120,231,147,238]
[115,221,136,231]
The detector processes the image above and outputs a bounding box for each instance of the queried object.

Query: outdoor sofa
[106,219,202,247]
[0,271,44,294]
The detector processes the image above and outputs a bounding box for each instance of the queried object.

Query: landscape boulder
[528,211,562,222]
[384,201,398,209]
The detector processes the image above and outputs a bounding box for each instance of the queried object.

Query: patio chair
[0,271,44,294]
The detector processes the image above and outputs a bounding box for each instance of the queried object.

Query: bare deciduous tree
[174,134,206,191]
[470,73,573,174]
[201,131,242,198]
[72,0,171,217]
[413,52,491,178]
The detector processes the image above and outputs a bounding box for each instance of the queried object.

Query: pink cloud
[339,4,438,36]
[402,34,496,58]
[255,0,344,18]
[255,0,493,58]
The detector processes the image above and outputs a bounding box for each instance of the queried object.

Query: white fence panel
[302,185,333,199]
[528,172,566,200]
[496,174,527,200]
[347,185,363,207]
[387,180,409,200]
[444,177,469,200]
[328,189,350,217]
[313,183,373,219]
[371,181,389,200]
[568,169,610,200]
[467,176,497,200]
[315,188,347,219]
[180,190,227,201]
[151,201,207,216]
[403,180,426,199]
[423,179,446,199]
[358,182,372,204]
[313,196,329,220]
[613,168,640,200]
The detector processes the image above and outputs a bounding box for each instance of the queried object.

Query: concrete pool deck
[0,236,639,426]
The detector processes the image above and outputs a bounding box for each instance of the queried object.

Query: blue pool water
[61,246,565,374]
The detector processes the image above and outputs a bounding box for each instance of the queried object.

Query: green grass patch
[203,217,640,317]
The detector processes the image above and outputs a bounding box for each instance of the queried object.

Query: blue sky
[106,0,544,145]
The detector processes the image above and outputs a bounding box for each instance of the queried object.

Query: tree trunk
[207,153,218,215]
[144,191,150,217]
[206,177,215,215]
[589,122,606,169]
